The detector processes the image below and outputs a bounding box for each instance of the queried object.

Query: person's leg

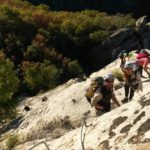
[122,84,129,102]
[138,65,143,76]
[103,103,111,112]
[138,65,147,78]
[95,108,105,116]
[86,97,91,104]
[141,58,150,76]
[129,84,138,101]
[129,87,135,101]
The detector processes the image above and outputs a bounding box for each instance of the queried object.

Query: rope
[28,141,50,150]
[80,114,97,150]
[80,118,85,150]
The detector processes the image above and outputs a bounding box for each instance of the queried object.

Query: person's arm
[145,49,150,55]
[95,104,104,110]
[132,71,143,91]
[132,71,141,85]
[111,92,120,107]
[91,89,103,106]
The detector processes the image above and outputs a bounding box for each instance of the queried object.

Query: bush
[0,59,19,103]
[112,68,124,82]
[6,134,20,150]
[67,60,83,78]
[89,30,110,43]
[23,61,61,94]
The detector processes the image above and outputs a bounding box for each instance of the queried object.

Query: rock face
[1,59,150,150]
[90,16,150,70]
[136,16,147,28]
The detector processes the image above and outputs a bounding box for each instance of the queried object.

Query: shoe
[141,75,147,78]
[122,97,128,103]
[147,72,150,77]
[129,98,132,101]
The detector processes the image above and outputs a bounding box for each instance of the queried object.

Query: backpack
[136,53,148,59]
[85,76,104,103]
[118,50,128,58]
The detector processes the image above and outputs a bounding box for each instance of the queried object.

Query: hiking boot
[121,97,128,103]
[141,75,147,78]
[129,98,132,101]
[147,72,150,77]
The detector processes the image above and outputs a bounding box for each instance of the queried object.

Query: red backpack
[136,53,148,59]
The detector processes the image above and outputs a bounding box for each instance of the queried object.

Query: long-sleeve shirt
[91,85,120,107]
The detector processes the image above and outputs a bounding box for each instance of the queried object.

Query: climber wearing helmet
[91,73,120,115]
[122,62,143,103]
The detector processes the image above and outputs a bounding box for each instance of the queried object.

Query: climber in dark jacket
[91,73,120,115]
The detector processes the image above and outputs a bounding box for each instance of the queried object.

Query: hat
[123,53,127,57]
[140,49,147,53]
[118,50,128,58]
[103,73,114,81]
[124,61,133,69]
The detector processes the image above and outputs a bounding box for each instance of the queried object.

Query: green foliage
[0,6,19,20]
[0,59,19,124]
[0,59,19,103]
[25,45,44,62]
[67,60,83,77]
[112,68,124,82]
[61,20,77,35]
[0,103,17,125]
[0,1,136,97]
[6,134,20,150]
[23,61,61,93]
[89,30,110,43]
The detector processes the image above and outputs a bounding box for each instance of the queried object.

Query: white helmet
[124,61,134,69]
[103,72,114,81]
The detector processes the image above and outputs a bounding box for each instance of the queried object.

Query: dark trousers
[138,65,143,76]
[124,83,138,100]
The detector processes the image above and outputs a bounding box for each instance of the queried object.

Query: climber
[128,59,146,78]
[89,73,120,115]
[136,49,150,77]
[128,50,139,61]
[122,62,143,103]
[118,50,128,72]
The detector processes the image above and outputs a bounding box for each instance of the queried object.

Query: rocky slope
[1,59,150,150]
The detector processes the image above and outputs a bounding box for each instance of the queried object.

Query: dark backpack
[85,76,104,103]
[118,50,127,58]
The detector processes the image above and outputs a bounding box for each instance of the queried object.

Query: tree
[0,59,19,103]
[0,58,19,124]
[23,61,61,94]
[67,60,83,78]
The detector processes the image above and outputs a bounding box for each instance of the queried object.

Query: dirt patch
[142,138,150,143]
[109,116,128,139]
[133,111,145,125]
[121,108,128,113]
[138,119,150,134]
[134,110,139,114]
[128,134,143,144]
[98,140,109,150]
[115,134,127,143]
[139,99,150,108]
[109,116,128,132]
[120,124,132,133]
[109,131,116,139]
